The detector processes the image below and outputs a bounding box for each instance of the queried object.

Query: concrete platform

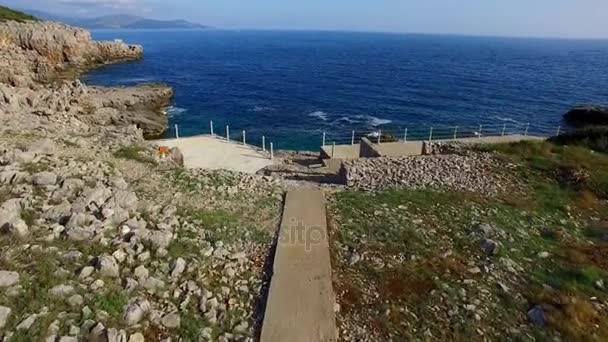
[261,188,337,342]
[155,135,273,174]
[321,134,545,159]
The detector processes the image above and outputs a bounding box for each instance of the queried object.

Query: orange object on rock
[158,146,170,155]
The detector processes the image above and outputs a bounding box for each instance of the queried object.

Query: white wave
[251,105,275,112]
[166,106,187,117]
[490,116,520,124]
[117,77,155,83]
[368,116,392,127]
[333,114,391,127]
[335,116,356,124]
[308,111,329,121]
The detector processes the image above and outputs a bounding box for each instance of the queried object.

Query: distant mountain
[23,10,209,30]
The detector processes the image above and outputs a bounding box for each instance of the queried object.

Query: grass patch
[0,253,68,331]
[167,239,200,258]
[481,140,608,201]
[179,309,206,341]
[170,168,239,193]
[550,126,608,153]
[20,208,39,227]
[20,162,49,174]
[93,291,128,320]
[181,207,271,244]
[113,145,156,164]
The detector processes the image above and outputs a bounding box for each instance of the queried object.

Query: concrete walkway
[261,188,337,342]
[155,135,273,174]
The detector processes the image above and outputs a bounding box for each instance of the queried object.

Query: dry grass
[561,242,608,271]
[530,289,608,341]
[575,190,601,210]
[377,268,435,304]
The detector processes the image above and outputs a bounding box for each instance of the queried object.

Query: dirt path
[260,188,337,342]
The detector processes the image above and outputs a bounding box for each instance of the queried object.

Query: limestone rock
[49,284,74,297]
[95,255,120,278]
[169,147,184,167]
[124,300,150,326]
[0,270,19,287]
[32,171,57,185]
[0,306,11,329]
[161,312,181,328]
[170,258,186,278]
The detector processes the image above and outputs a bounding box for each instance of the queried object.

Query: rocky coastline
[0,20,173,140]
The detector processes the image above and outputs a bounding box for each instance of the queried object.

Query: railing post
[175,124,179,139]
[502,124,506,136]
[242,130,246,145]
[453,126,458,141]
[270,142,274,160]
[556,126,561,136]
[332,141,335,158]
[478,124,483,139]
[322,132,326,147]
[524,123,530,136]
[429,127,433,142]
[403,128,408,143]
[351,130,355,145]
[377,130,381,144]
[226,125,230,141]
[210,120,214,136]
[262,136,266,152]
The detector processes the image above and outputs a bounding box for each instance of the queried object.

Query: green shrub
[113,145,156,164]
[0,6,37,22]
[550,126,608,153]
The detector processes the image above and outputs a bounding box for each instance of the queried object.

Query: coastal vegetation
[330,140,608,341]
[0,6,37,22]
[550,126,608,153]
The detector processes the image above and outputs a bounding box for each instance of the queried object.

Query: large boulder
[564,106,608,126]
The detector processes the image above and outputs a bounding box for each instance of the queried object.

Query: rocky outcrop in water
[564,106,608,126]
[0,20,172,138]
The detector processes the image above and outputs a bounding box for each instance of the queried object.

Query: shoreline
[0,20,174,141]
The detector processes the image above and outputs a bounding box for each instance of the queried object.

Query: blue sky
[6,0,608,38]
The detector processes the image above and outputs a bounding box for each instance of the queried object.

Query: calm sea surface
[84,30,608,150]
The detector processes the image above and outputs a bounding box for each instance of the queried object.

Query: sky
[6,0,608,39]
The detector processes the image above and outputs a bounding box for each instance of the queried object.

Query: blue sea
[84,30,608,150]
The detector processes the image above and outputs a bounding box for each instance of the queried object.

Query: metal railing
[169,119,568,159]
[320,121,568,147]
[172,120,276,160]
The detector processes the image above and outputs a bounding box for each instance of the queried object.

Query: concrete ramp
[261,188,337,342]
[155,135,273,174]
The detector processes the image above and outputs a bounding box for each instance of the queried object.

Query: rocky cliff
[0,16,289,342]
[0,20,172,139]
